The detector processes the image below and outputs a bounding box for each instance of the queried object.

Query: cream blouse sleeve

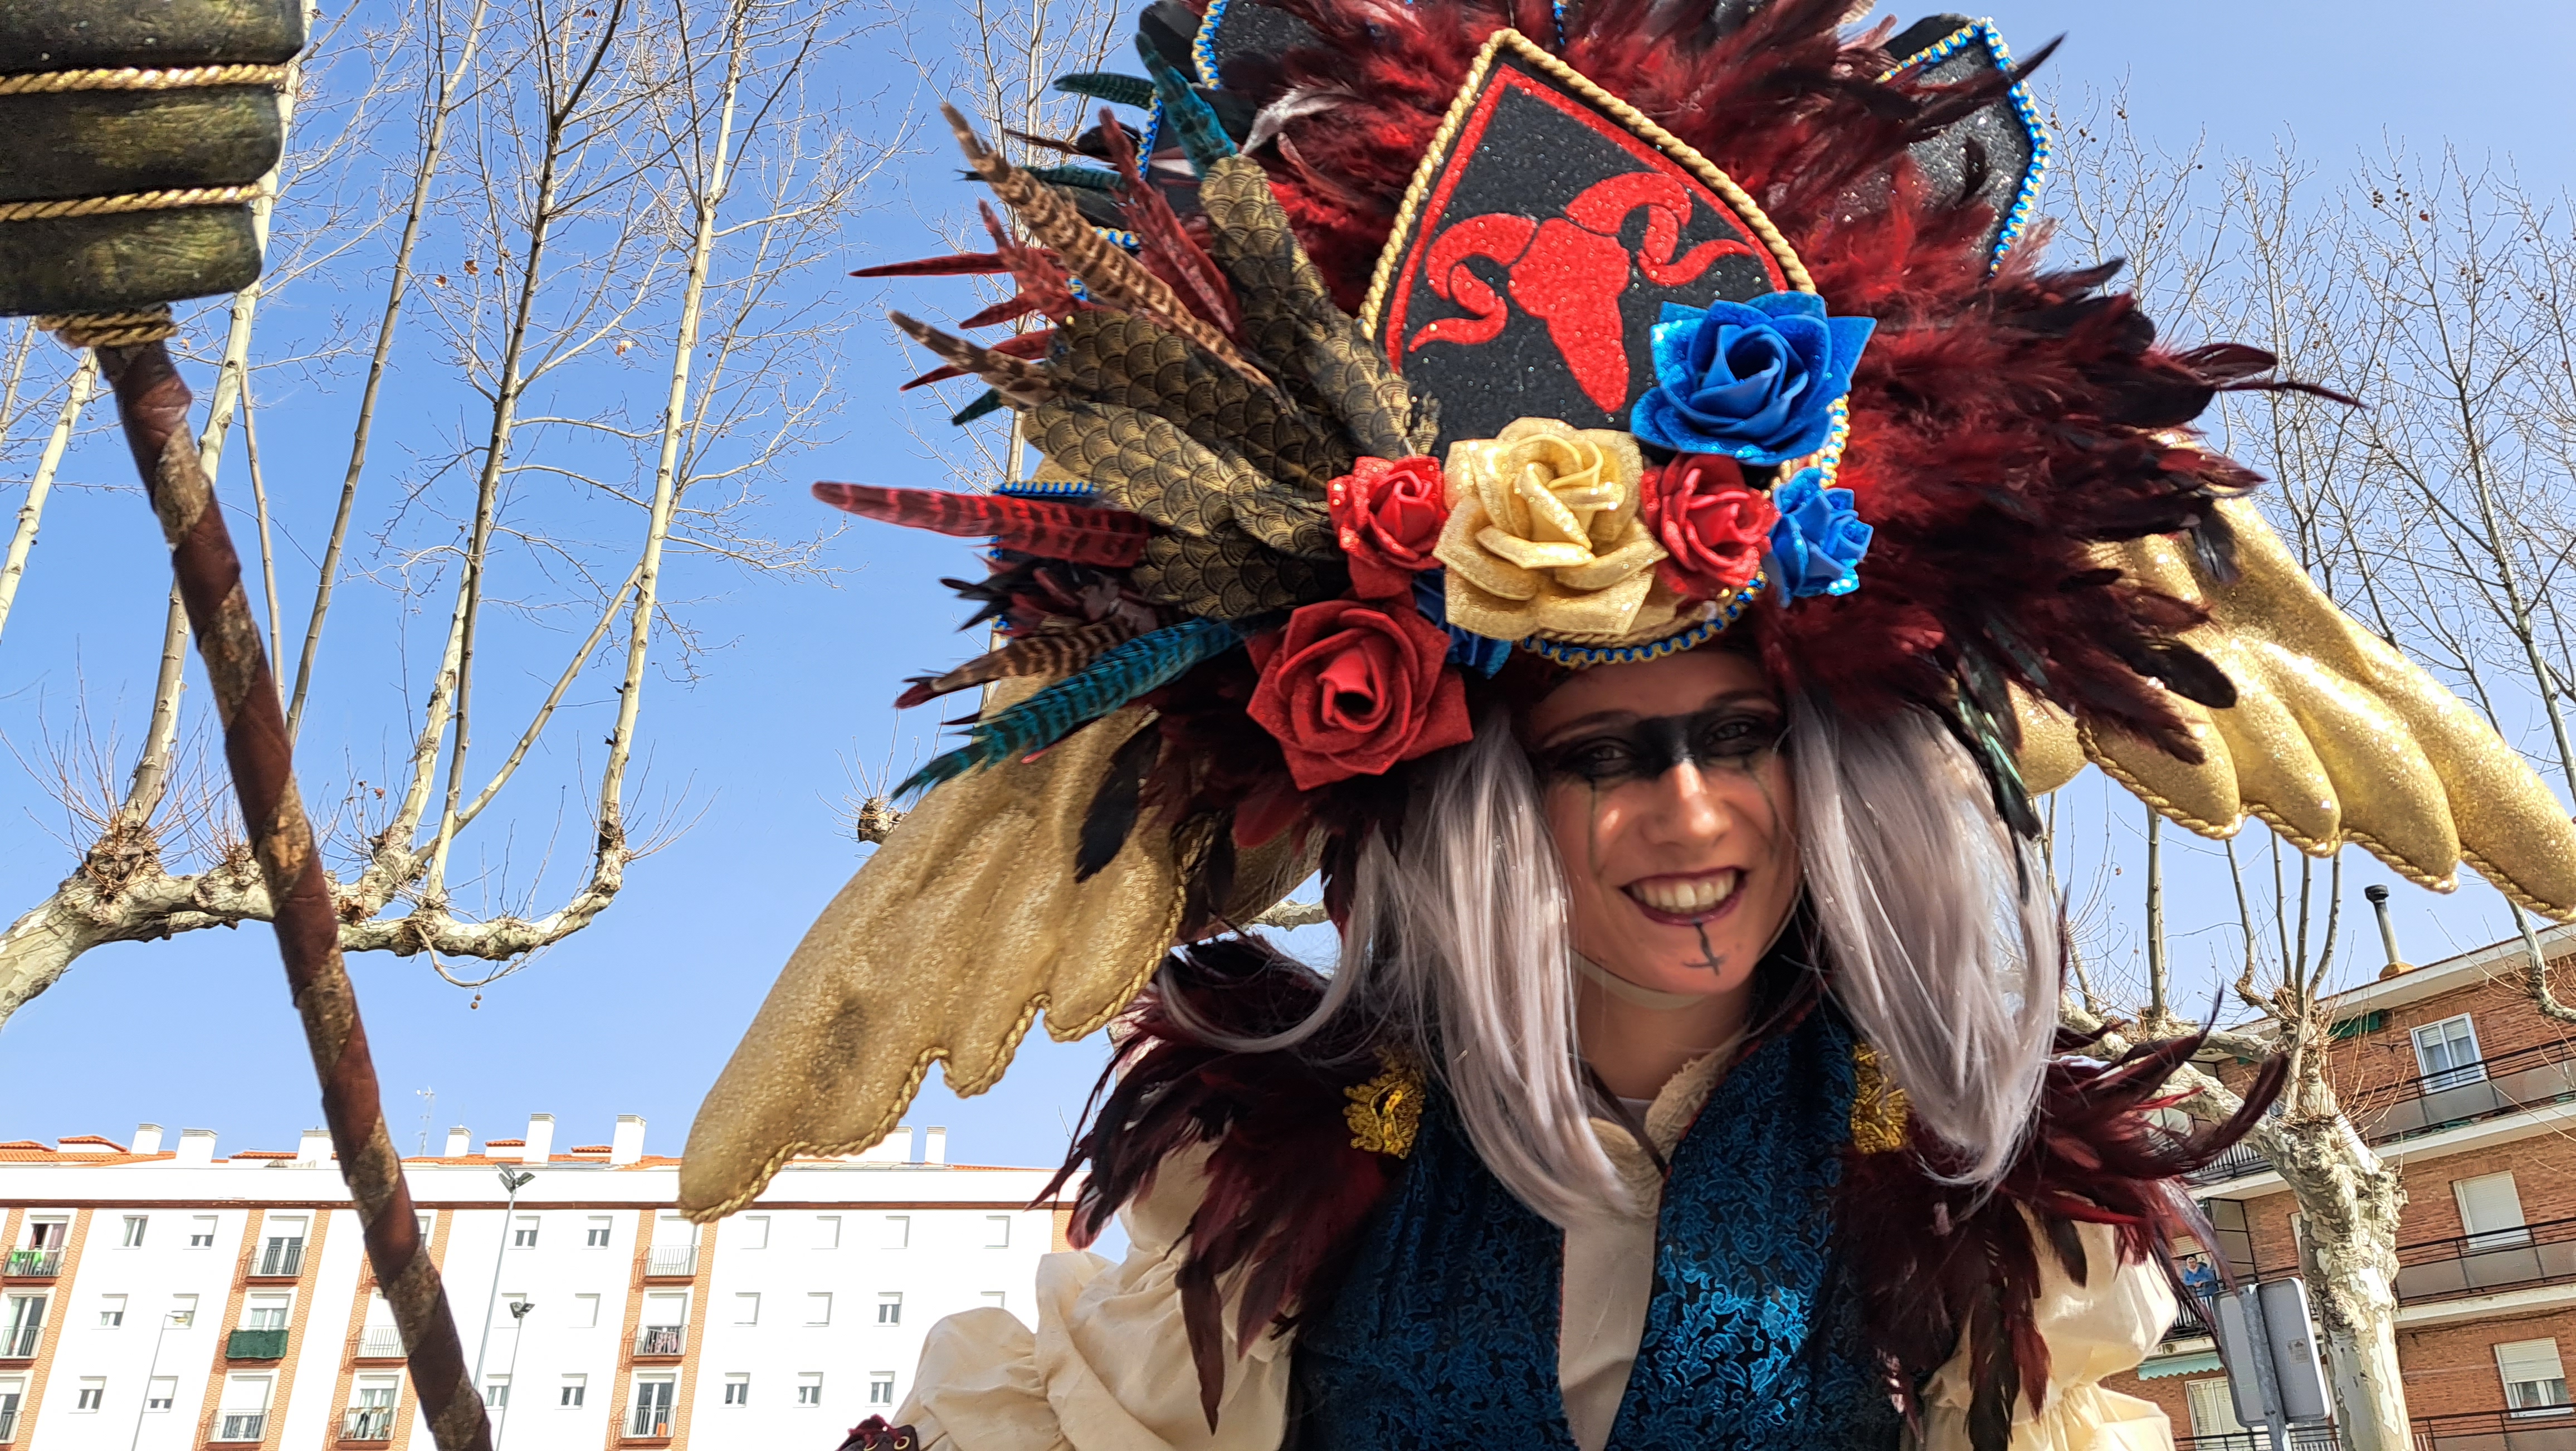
[1917,1219,2182,1451]
[895,1145,1294,1451]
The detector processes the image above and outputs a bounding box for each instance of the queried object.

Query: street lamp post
[125,1308,186,1451]
[472,1167,538,1398]
[493,1299,534,1450]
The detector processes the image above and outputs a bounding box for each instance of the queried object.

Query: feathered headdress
[681,0,2576,1219]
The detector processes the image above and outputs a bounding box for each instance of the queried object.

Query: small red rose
[1247,598,1472,790]
[1641,453,1778,602]
[1327,456,1449,598]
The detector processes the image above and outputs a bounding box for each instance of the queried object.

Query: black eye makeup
[1534,704,1787,785]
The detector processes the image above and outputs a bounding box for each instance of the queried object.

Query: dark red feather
[812,483,1152,566]
[851,251,1009,278]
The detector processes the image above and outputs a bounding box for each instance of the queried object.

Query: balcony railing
[2351,1038,2576,1145]
[255,1243,305,1278]
[643,1246,698,1278]
[228,1328,289,1360]
[2,1250,59,1279]
[0,1325,38,1359]
[2413,1404,2576,1451]
[2178,1429,2344,1451]
[2185,1141,2272,1186]
[2393,1214,2576,1305]
[628,1401,674,1438]
[216,1411,268,1441]
[633,1325,686,1357]
[356,1327,405,1359]
[2165,1296,2216,1341]
[343,1406,397,1440]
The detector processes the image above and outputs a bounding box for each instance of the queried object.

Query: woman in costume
[670,1,2576,1447]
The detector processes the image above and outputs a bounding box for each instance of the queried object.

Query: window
[560,1375,586,1408]
[806,1293,833,1326]
[120,1216,148,1248]
[170,1294,197,1328]
[2414,1014,2485,1090]
[985,1216,1012,1249]
[868,1373,895,1406]
[147,1376,177,1411]
[2457,1172,2533,1250]
[799,1373,826,1407]
[731,1293,760,1326]
[2501,1339,2572,1414]
[877,1294,901,1326]
[23,1220,64,1250]
[244,1296,289,1332]
[811,1216,841,1250]
[585,1217,613,1249]
[723,1374,749,1406]
[98,1294,126,1328]
[217,1374,272,1440]
[348,1379,398,1439]
[2185,1377,2246,1437]
[980,1291,1008,1312]
[569,1294,600,1329]
[75,1378,104,1411]
[4,1295,47,1358]
[735,1215,770,1251]
[482,1376,509,1409]
[880,1216,909,1250]
[628,1375,676,1438]
[257,1218,306,1277]
[511,1216,539,1249]
[187,1216,218,1249]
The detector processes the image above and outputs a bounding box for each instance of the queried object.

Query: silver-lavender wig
[1183,693,2061,1228]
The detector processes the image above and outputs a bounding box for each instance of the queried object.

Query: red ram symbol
[1406,171,1762,412]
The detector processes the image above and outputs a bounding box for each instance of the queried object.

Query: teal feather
[950,388,1006,427]
[1030,164,1120,192]
[1055,72,1157,109]
[899,616,1246,796]
[1137,43,1235,173]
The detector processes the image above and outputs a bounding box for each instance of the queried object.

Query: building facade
[2106,923,2576,1450]
[0,1114,1069,1449]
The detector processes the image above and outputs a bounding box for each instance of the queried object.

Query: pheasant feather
[1028,163,1121,192]
[940,104,1275,398]
[851,252,1007,279]
[950,389,1006,427]
[899,617,1247,797]
[812,483,1152,566]
[1054,72,1157,110]
[1098,111,1241,342]
[1139,43,1237,173]
[890,312,1058,405]
[894,618,1141,709]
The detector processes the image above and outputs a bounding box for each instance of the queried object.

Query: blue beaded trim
[1518,573,1767,668]
[1193,0,1230,85]
[1881,19,2053,272]
[996,478,1099,498]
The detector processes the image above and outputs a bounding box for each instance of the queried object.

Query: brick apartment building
[0,1113,1068,1449]
[2106,922,2576,1450]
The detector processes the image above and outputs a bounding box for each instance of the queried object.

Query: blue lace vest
[1287,1007,1900,1450]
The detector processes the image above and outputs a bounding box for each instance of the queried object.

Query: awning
[2138,1350,2223,1380]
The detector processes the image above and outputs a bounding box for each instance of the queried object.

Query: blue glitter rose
[1629,292,1875,464]
[1767,468,1871,598]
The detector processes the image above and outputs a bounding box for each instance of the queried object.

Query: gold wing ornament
[2014,497,2576,921]
[678,693,1316,1219]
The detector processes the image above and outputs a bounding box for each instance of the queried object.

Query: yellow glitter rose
[1435,417,1679,642]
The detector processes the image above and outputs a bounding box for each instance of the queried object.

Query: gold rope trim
[35,305,177,348]
[0,64,291,95]
[1360,28,1811,334]
[0,185,261,223]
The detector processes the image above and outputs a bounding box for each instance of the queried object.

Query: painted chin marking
[1622,869,1744,927]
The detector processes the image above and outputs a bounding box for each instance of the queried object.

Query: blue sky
[3,0,2571,1177]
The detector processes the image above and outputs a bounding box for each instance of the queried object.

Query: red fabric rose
[1641,453,1778,602]
[1246,599,1472,790]
[1327,456,1449,598]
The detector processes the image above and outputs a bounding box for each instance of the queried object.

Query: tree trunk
[2257,1112,2410,1451]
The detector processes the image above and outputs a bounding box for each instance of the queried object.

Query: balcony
[2165,1296,2216,1342]
[627,1403,674,1439]
[2413,1404,2576,1451]
[2184,1039,2576,1189]
[343,1406,397,1441]
[252,1243,305,1279]
[632,1325,686,1357]
[2,1250,59,1279]
[0,1323,38,1359]
[228,1328,289,1360]
[2177,1431,2343,1451]
[643,1246,698,1279]
[2393,1214,2576,1306]
[215,1411,268,1441]
[355,1327,405,1360]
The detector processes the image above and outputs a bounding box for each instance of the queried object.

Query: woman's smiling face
[1523,647,1801,1001]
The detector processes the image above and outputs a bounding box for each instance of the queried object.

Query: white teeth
[1630,872,1739,916]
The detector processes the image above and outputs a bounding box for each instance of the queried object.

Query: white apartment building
[0,1113,1069,1450]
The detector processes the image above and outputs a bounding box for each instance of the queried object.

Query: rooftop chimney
[522,1113,555,1164]
[175,1129,217,1165]
[443,1126,471,1158]
[923,1127,948,1165]
[297,1128,333,1165]
[131,1124,164,1156]
[2366,885,2414,979]
[858,1126,915,1163]
[609,1116,646,1166]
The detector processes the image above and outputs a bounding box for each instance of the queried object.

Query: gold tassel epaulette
[1345,1049,1424,1158]
[1850,1042,1911,1155]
